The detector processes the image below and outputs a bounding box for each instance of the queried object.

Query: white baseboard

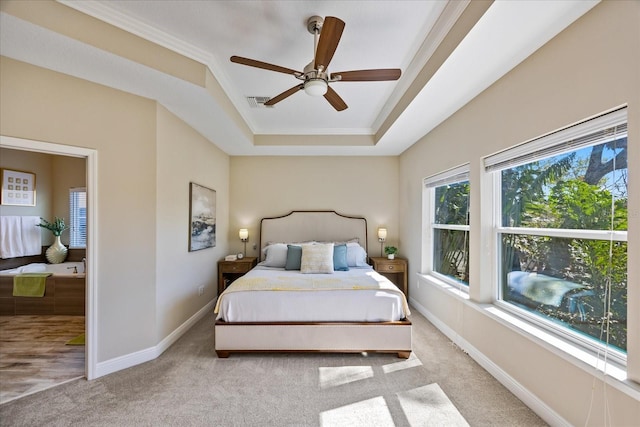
[409,297,571,427]
[94,300,215,379]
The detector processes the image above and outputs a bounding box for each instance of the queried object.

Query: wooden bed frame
[214,210,412,358]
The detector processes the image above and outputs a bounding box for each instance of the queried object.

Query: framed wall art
[189,182,216,252]
[1,168,36,206]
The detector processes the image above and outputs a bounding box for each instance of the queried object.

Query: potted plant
[384,246,398,260]
[37,217,70,264]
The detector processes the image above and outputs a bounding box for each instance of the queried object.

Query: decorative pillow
[266,240,315,246]
[346,242,368,267]
[333,244,349,271]
[262,243,288,268]
[285,245,303,270]
[317,238,359,245]
[300,243,334,274]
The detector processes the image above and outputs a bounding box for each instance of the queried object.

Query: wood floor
[0,315,85,404]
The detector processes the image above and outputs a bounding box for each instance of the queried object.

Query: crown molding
[56,0,259,133]
[373,0,469,131]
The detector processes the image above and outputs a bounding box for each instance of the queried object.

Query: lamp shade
[304,79,328,97]
[239,229,249,241]
[378,228,387,240]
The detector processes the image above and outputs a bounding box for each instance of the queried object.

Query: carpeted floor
[0,309,547,426]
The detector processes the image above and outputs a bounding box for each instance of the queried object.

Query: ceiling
[0,0,599,156]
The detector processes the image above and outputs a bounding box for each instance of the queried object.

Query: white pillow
[300,243,334,274]
[346,242,368,267]
[262,243,288,267]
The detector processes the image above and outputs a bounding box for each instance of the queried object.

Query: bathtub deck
[0,276,85,316]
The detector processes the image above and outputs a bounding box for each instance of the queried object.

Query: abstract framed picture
[189,182,216,252]
[1,168,36,206]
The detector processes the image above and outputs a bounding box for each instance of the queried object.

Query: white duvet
[215,265,410,322]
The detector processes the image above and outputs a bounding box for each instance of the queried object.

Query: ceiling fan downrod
[304,16,328,96]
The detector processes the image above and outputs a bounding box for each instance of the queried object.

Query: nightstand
[217,257,257,295]
[369,257,408,297]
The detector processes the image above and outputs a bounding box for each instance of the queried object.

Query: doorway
[0,135,97,390]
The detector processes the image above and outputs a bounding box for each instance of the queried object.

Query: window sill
[415,273,640,401]
[417,273,469,301]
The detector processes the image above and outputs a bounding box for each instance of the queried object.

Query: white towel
[0,216,42,259]
[0,216,22,258]
[21,216,42,257]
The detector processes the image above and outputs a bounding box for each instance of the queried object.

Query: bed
[214,210,412,358]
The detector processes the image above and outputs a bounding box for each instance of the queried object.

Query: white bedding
[215,265,410,322]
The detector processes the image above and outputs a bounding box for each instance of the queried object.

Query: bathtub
[0,262,85,315]
[0,261,85,277]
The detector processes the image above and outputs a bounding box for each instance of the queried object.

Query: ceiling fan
[230,15,401,111]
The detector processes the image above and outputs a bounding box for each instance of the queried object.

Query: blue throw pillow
[285,245,303,270]
[333,244,349,271]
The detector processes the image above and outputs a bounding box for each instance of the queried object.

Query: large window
[69,187,86,248]
[424,165,470,286]
[486,108,628,355]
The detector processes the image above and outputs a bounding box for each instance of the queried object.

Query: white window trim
[422,163,470,290]
[485,107,628,367]
[497,226,627,242]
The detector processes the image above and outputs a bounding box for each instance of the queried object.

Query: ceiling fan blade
[324,86,348,111]
[230,56,301,76]
[314,17,345,71]
[331,69,402,82]
[264,84,304,106]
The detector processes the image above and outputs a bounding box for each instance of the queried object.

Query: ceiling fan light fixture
[304,78,328,97]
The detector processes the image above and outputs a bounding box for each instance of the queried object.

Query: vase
[387,254,395,260]
[46,235,68,264]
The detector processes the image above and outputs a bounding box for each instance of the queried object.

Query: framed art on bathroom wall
[1,168,36,206]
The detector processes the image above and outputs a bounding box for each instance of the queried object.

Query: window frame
[69,187,87,249]
[485,107,628,366]
[423,163,471,290]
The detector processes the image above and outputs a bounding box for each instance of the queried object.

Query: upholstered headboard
[259,211,368,261]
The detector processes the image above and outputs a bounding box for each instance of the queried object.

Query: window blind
[69,187,87,248]
[485,107,627,172]
[424,163,470,188]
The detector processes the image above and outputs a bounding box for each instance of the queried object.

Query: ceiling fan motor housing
[302,61,328,81]
[307,16,324,34]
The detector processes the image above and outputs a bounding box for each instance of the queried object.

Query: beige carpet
[0,309,546,426]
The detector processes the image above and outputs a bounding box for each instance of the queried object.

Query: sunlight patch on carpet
[320,396,394,427]
[319,366,373,389]
[397,383,469,426]
[382,352,423,374]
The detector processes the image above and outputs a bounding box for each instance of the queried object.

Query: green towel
[66,333,85,346]
[13,273,52,297]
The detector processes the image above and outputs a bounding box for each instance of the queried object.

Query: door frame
[1,135,98,380]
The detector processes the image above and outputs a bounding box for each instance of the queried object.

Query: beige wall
[229,156,399,259]
[0,149,85,246]
[399,1,639,425]
[1,1,637,422]
[155,104,229,340]
[0,149,53,243]
[0,56,229,363]
[51,155,86,245]
[1,56,158,359]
